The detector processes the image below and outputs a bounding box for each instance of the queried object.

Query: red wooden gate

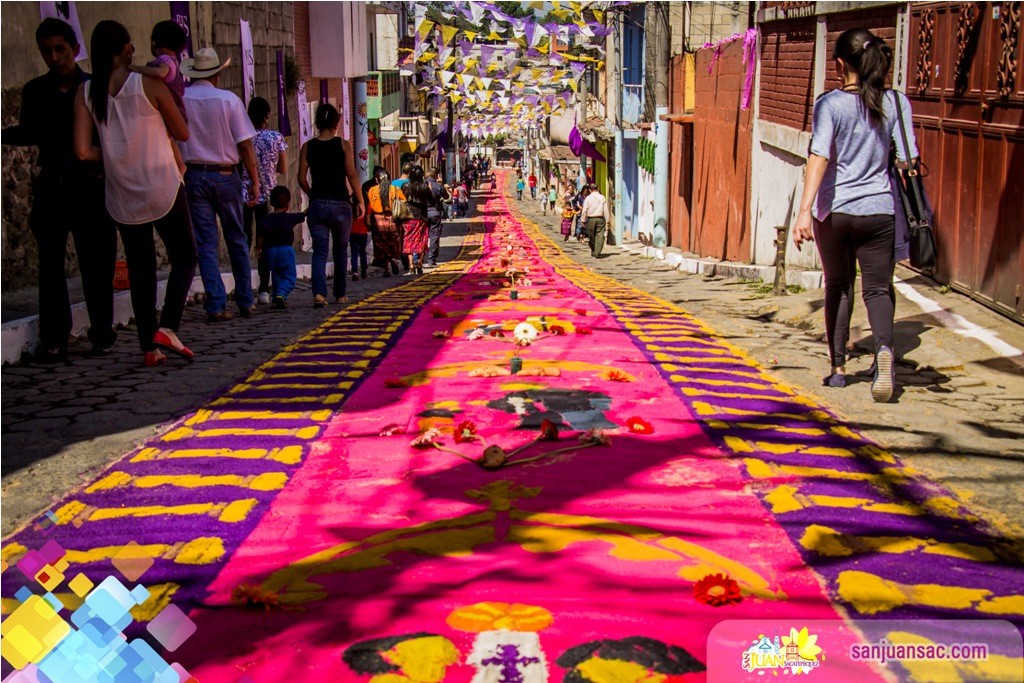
[907,1,1024,323]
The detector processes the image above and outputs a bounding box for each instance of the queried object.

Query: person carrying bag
[892,95,937,271]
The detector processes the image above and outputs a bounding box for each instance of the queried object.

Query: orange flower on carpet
[603,369,632,382]
[539,419,560,441]
[410,428,442,449]
[693,573,743,607]
[432,329,452,338]
[579,429,612,447]
[625,417,655,435]
[384,378,409,388]
[453,420,480,444]
[232,584,282,610]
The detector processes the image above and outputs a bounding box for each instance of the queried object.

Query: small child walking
[350,212,369,281]
[256,186,305,309]
[131,20,188,173]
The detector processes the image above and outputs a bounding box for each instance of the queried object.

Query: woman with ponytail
[74,20,197,367]
[791,28,918,403]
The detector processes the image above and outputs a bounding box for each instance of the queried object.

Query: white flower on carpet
[513,323,538,346]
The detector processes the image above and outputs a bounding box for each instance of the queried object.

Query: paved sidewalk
[0,213,476,536]
[513,193,1024,537]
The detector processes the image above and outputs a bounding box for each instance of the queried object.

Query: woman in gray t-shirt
[792,28,918,403]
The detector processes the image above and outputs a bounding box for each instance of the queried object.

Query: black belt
[186,163,237,173]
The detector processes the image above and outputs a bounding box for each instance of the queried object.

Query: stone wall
[2,87,42,289]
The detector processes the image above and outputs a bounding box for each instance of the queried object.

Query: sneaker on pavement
[871,346,896,403]
[273,296,287,309]
[258,292,271,305]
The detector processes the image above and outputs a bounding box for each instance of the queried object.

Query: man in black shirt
[2,18,116,361]
[424,169,450,268]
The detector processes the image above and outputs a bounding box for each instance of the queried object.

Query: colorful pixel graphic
[1,541,197,683]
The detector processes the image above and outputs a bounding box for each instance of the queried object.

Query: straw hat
[181,47,232,79]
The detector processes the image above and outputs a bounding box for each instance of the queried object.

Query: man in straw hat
[179,47,259,322]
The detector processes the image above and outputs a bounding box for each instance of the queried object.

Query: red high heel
[153,330,193,360]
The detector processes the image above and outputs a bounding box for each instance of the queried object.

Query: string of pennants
[405,1,622,137]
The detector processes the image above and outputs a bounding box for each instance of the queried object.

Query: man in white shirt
[579,184,609,258]
[180,48,259,322]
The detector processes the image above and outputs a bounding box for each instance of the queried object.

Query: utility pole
[651,1,670,247]
[579,65,588,189]
[446,96,455,181]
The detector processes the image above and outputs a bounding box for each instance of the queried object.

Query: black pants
[119,186,198,352]
[814,212,895,367]
[242,202,271,293]
[586,217,607,257]
[30,173,117,352]
[426,214,443,265]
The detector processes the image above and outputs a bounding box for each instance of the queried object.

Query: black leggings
[813,213,895,367]
[119,186,198,352]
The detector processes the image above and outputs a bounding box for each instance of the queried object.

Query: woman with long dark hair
[242,96,287,304]
[298,102,365,306]
[365,166,402,277]
[792,28,918,402]
[74,20,197,367]
[401,165,434,275]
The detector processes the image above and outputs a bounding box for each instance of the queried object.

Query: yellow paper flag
[417,19,433,42]
[440,24,459,46]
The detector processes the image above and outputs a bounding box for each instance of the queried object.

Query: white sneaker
[258,292,271,305]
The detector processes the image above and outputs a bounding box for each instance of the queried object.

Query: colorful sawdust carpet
[2,174,1022,682]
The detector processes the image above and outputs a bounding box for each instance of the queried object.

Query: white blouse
[85,72,182,225]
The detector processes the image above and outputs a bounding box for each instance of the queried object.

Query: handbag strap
[892,90,917,172]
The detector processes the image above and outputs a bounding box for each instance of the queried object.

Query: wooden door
[907,2,1024,323]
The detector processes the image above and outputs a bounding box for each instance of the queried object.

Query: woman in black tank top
[298,103,365,306]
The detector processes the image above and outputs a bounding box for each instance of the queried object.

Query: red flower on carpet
[574,308,588,316]
[384,378,409,388]
[575,325,592,335]
[232,584,282,610]
[549,325,566,336]
[539,419,560,441]
[693,573,743,607]
[379,424,405,437]
[603,369,631,382]
[429,306,448,318]
[489,329,506,338]
[453,420,479,444]
[625,417,655,435]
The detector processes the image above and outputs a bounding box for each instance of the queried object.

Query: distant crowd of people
[3,17,483,367]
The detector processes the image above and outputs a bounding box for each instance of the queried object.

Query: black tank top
[306,137,348,201]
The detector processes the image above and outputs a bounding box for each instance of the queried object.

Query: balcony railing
[399,116,419,137]
[622,84,644,126]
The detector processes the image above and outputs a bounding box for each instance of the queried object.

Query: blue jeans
[265,245,297,299]
[184,170,253,314]
[308,199,353,298]
[350,233,368,273]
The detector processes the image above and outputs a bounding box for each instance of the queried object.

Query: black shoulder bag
[893,92,938,270]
